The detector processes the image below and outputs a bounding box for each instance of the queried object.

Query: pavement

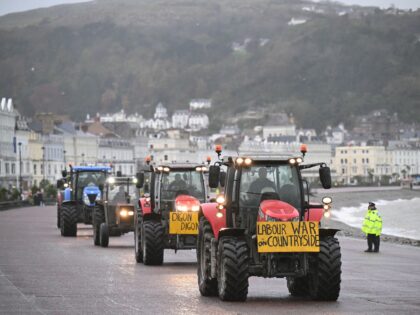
[1,206,420,315]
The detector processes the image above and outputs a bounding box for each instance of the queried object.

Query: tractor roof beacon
[134,162,209,265]
[92,175,140,247]
[197,146,341,301]
[57,165,111,237]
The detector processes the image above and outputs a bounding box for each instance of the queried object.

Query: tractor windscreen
[76,171,106,199]
[239,164,302,210]
[160,170,205,202]
[108,181,138,205]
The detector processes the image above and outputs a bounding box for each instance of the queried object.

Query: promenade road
[1,206,419,314]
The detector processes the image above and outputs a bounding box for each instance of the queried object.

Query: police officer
[361,202,382,253]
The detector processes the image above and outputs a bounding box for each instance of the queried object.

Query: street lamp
[41,146,45,182]
[18,142,22,197]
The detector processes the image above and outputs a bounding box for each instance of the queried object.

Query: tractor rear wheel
[99,223,109,247]
[197,218,218,296]
[93,206,105,246]
[217,237,249,301]
[56,206,61,228]
[134,216,143,263]
[142,220,164,265]
[309,236,341,301]
[60,205,77,237]
[287,276,309,297]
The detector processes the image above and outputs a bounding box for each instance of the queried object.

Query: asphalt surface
[1,206,420,315]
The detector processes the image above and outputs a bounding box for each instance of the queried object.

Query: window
[362,158,365,163]
[342,168,346,174]
[34,164,37,175]
[5,163,10,174]
[366,158,369,163]
[26,162,30,173]
[11,163,16,174]
[48,164,51,175]
[353,159,356,164]
[345,159,348,164]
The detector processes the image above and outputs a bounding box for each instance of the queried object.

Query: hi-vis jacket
[362,209,383,236]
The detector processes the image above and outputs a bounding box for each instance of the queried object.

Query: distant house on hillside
[288,18,307,26]
[172,110,190,129]
[190,99,211,110]
[262,112,296,139]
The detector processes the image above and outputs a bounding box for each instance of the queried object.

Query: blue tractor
[57,165,112,237]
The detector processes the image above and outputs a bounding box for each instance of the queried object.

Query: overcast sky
[0,0,419,16]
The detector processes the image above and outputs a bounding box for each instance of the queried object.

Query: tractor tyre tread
[197,217,218,296]
[310,236,341,301]
[218,237,249,301]
[60,205,77,237]
[93,206,105,246]
[143,220,164,265]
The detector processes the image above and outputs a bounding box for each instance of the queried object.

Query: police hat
[368,202,376,208]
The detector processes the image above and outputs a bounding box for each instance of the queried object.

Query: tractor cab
[58,165,111,237]
[197,146,341,302]
[134,162,209,265]
[92,175,140,247]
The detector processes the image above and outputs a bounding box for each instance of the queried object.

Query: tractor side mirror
[56,179,64,189]
[136,172,144,188]
[319,166,332,189]
[62,170,67,178]
[208,165,220,188]
[220,171,226,188]
[98,184,104,192]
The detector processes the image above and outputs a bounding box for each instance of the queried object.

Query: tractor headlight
[120,209,128,217]
[216,195,225,205]
[176,205,188,211]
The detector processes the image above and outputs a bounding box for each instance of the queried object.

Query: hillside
[0,0,419,131]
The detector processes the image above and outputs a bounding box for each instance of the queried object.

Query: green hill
[0,0,419,130]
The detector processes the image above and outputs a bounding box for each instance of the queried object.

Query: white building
[42,134,65,183]
[189,99,212,110]
[188,114,209,131]
[172,110,190,129]
[98,138,135,176]
[262,113,296,139]
[154,103,168,119]
[0,98,18,189]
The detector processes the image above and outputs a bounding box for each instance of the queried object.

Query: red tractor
[197,147,341,301]
[134,163,209,265]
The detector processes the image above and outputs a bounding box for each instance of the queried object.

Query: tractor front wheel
[93,206,105,246]
[60,205,77,237]
[217,237,249,301]
[197,218,218,296]
[134,219,143,263]
[142,220,164,265]
[56,206,61,228]
[99,223,109,247]
[309,236,341,301]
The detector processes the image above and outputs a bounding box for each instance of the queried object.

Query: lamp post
[41,146,45,182]
[18,142,22,197]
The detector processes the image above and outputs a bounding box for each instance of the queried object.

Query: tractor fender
[304,207,324,222]
[218,228,246,239]
[201,202,226,240]
[61,200,78,207]
[63,187,72,202]
[139,197,152,215]
[319,228,340,238]
[142,212,161,222]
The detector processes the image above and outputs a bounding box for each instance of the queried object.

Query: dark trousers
[367,234,380,252]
